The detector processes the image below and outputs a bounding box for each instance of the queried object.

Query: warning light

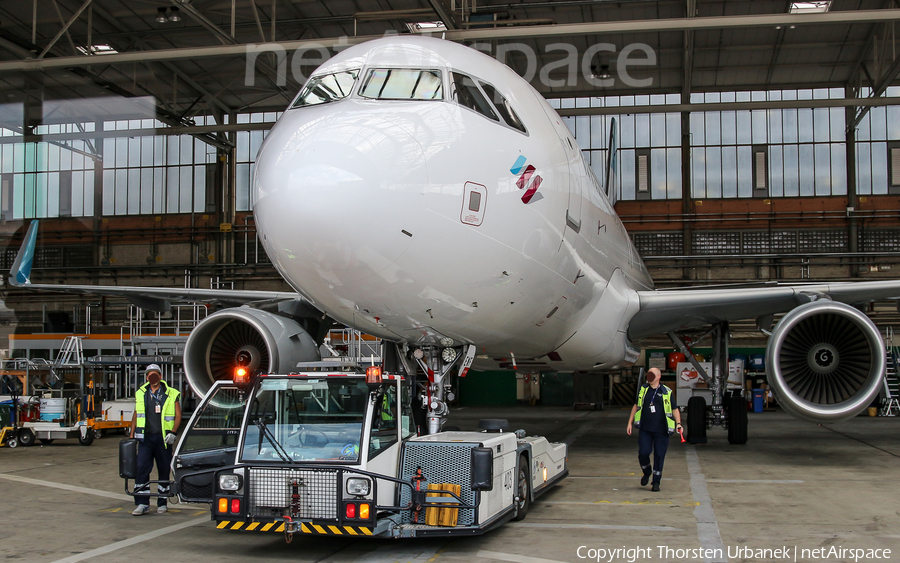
[234,367,250,386]
[218,498,228,513]
[365,366,383,390]
[231,498,241,514]
[359,503,370,519]
[345,503,356,519]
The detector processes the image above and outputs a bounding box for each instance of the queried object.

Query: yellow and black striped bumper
[215,520,373,536]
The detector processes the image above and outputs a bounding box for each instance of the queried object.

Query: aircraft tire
[686,396,707,444]
[727,393,749,444]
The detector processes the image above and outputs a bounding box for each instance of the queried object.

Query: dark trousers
[638,429,669,483]
[135,433,172,506]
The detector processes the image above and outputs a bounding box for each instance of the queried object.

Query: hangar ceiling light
[789,1,831,14]
[75,44,118,55]
[406,21,447,33]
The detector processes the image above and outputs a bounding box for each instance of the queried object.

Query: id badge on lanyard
[648,388,659,413]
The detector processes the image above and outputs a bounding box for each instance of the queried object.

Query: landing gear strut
[408,344,476,434]
[669,322,748,445]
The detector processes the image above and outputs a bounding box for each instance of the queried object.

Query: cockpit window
[480,82,527,133]
[292,70,358,108]
[359,69,443,100]
[451,72,498,122]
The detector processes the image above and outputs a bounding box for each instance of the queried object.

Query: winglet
[9,220,38,286]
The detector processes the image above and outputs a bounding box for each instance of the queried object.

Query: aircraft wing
[7,220,303,312]
[629,280,900,340]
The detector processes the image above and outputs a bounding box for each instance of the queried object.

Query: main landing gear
[669,322,748,445]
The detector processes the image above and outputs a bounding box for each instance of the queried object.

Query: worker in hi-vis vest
[129,364,182,515]
[626,367,682,492]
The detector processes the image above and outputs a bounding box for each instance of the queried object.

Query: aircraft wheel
[686,397,707,444]
[727,394,749,444]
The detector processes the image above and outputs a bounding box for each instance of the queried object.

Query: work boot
[640,465,652,487]
[651,470,662,492]
[132,504,150,516]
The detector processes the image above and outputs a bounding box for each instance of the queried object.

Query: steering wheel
[299,429,329,447]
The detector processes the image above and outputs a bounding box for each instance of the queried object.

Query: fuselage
[253,36,653,370]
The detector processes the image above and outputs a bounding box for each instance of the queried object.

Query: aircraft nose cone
[254,108,427,286]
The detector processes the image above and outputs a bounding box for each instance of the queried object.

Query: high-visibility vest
[634,384,675,434]
[134,382,180,440]
[381,393,393,423]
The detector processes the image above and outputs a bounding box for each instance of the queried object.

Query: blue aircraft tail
[9,220,38,286]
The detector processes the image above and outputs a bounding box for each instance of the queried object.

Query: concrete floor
[1,406,898,563]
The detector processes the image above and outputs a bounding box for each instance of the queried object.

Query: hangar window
[292,70,359,108]
[359,69,443,100]
[789,1,831,14]
[450,72,499,122]
[479,82,527,134]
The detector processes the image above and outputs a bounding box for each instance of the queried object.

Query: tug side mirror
[119,438,138,479]
[470,447,493,491]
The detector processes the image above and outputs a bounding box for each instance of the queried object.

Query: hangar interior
[2,1,900,561]
[1,0,900,404]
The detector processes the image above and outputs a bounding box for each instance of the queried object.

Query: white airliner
[10,36,900,439]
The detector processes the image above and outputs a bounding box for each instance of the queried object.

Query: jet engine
[765,301,884,423]
[184,307,320,397]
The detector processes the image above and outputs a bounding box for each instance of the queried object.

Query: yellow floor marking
[246,522,259,531]
[217,521,230,529]
[427,546,448,563]
[344,526,357,535]
[328,525,342,534]
[275,523,285,532]
[110,508,122,513]
[193,511,206,516]
[261,523,274,532]
[230,522,243,530]
[360,527,373,536]
[312,524,326,534]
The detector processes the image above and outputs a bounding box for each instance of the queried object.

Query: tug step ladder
[882,327,900,417]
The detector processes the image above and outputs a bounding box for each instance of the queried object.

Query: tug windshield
[241,378,369,463]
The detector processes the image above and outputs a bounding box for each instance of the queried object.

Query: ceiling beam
[427,0,460,30]
[556,95,900,116]
[4,10,900,72]
[38,0,92,58]
[0,121,273,144]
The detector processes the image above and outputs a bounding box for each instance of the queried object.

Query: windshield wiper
[253,417,291,463]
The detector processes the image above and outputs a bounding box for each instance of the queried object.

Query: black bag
[119,438,138,479]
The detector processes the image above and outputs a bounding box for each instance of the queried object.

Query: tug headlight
[219,474,242,491]
[346,477,370,496]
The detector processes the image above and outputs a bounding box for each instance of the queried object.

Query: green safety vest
[634,384,675,434]
[134,382,180,440]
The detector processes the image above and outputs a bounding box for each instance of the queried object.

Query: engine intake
[766,301,884,423]
[184,308,320,397]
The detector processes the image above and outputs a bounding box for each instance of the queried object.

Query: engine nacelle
[766,301,884,423]
[184,307,320,397]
